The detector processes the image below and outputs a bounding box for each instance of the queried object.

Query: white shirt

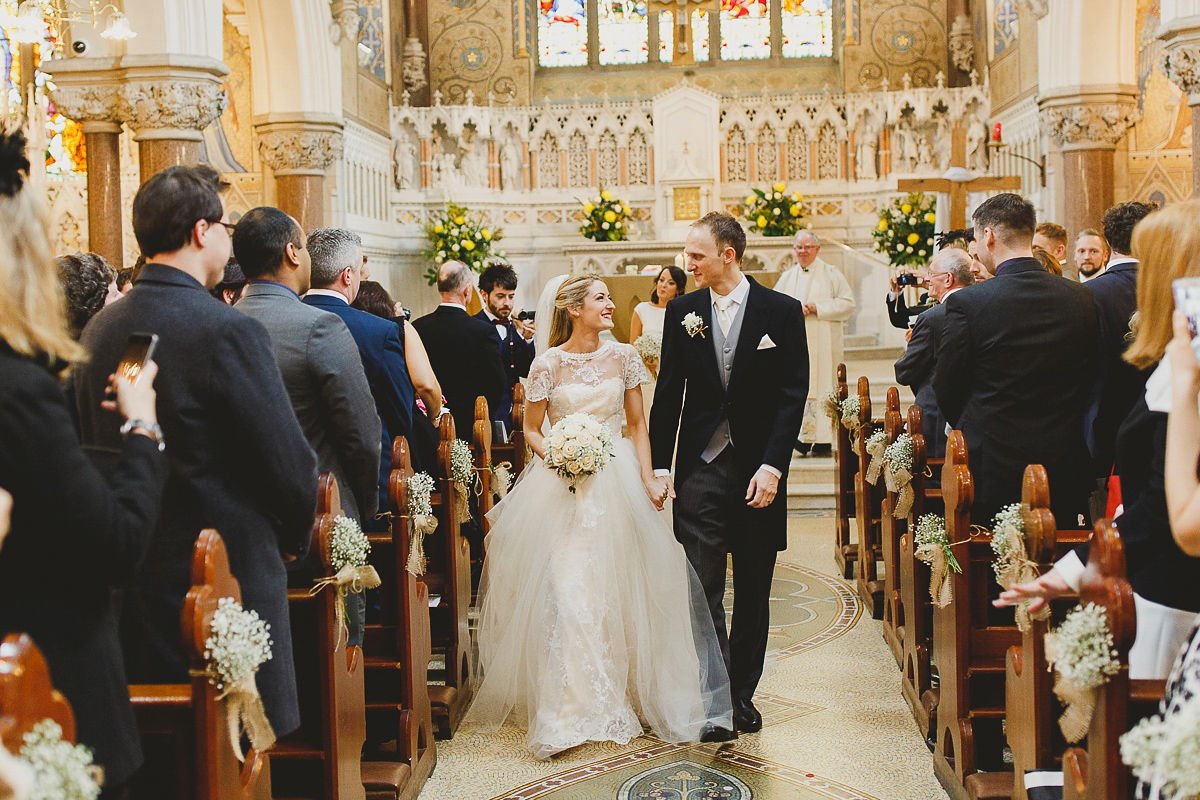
[305,288,349,304]
[482,308,509,341]
[439,301,468,311]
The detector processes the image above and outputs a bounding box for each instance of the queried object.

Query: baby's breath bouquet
[1122,690,1200,796]
[839,396,861,429]
[405,472,437,576]
[318,516,382,647]
[449,438,475,521]
[1045,602,1122,743]
[864,430,888,485]
[913,513,959,607]
[204,596,275,759]
[741,182,810,236]
[17,719,101,800]
[633,331,662,373]
[578,189,630,242]
[822,388,841,426]
[883,433,915,518]
[543,413,615,492]
[423,202,505,284]
[872,192,937,267]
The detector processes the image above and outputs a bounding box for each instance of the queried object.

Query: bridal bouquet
[543,413,615,492]
[633,332,662,371]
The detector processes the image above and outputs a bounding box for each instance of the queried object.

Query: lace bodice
[526,341,650,434]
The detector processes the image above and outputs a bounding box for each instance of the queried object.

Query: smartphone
[117,332,159,384]
[1173,278,1200,336]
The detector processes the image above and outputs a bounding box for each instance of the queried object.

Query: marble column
[1159,35,1200,195]
[255,116,344,234]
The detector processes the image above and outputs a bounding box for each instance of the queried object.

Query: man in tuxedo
[894,247,974,462]
[650,212,808,739]
[474,262,535,436]
[74,165,317,739]
[412,261,507,439]
[933,193,1099,526]
[303,228,413,527]
[1074,228,1111,283]
[1086,202,1156,482]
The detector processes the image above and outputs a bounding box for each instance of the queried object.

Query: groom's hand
[746,469,779,508]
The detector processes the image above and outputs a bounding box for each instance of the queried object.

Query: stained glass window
[357,0,386,80]
[657,10,672,62]
[539,0,588,66]
[719,0,769,61]
[598,0,649,65]
[691,8,709,61]
[781,0,831,58]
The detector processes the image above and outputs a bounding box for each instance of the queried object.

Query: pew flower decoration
[682,312,707,339]
[449,439,475,522]
[883,433,915,518]
[490,461,515,501]
[741,183,811,237]
[1121,685,1200,797]
[1045,602,1121,743]
[406,472,437,576]
[578,189,631,242]
[872,192,937,268]
[205,597,276,759]
[422,202,505,284]
[634,332,662,375]
[864,430,888,485]
[316,516,382,649]
[990,504,1047,632]
[543,413,615,494]
[839,396,861,429]
[914,513,960,608]
[17,719,101,800]
[822,389,842,426]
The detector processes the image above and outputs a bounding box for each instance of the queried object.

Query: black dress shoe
[794,440,812,455]
[810,443,832,457]
[699,723,737,743]
[733,699,762,733]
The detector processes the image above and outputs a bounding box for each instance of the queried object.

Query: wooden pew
[1061,521,1166,800]
[490,382,527,477]
[473,396,495,531]
[274,474,405,800]
[362,437,437,798]
[833,364,857,580]
[129,529,273,800]
[880,387,906,666]
[425,414,474,737]
[853,375,885,617]
[0,634,84,777]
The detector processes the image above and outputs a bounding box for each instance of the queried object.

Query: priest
[774,230,855,456]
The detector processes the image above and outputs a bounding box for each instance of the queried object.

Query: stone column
[1159,34,1200,195]
[256,116,344,234]
[1039,97,1138,240]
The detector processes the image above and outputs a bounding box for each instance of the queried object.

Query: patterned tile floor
[417,514,950,800]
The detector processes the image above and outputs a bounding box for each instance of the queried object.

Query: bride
[467,274,733,759]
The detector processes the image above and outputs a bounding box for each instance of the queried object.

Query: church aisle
[416,512,949,800]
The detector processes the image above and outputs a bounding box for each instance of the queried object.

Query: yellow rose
[789,205,800,216]
[907,232,920,245]
[454,216,466,225]
[745,195,756,206]
[757,215,767,228]
[604,210,617,223]
[877,219,888,231]
[792,192,801,202]
[900,204,912,214]
[583,202,594,214]
[621,203,630,214]
[433,224,444,234]
[601,190,613,201]
[773,182,786,193]
[925,212,936,223]
[463,239,476,251]
[481,228,492,240]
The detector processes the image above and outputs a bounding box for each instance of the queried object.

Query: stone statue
[934,117,952,171]
[893,121,919,173]
[432,137,459,189]
[392,131,416,190]
[457,127,485,188]
[965,114,988,171]
[500,136,521,191]
[917,133,935,169]
[855,123,877,181]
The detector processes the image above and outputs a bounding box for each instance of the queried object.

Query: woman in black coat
[0,131,167,796]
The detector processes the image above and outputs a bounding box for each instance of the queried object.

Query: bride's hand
[642,475,671,511]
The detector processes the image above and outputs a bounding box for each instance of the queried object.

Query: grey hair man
[307,227,368,302]
[894,247,974,461]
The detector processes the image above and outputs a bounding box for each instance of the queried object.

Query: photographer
[474,263,535,437]
[886,269,930,330]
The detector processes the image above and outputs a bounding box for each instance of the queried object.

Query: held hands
[746,469,779,509]
[102,359,159,425]
[643,474,675,511]
[993,567,1071,616]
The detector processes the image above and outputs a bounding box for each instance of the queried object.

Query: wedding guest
[1074,228,1111,283]
[1032,222,1068,270]
[1032,248,1062,276]
[475,263,536,435]
[116,266,135,294]
[999,199,1200,680]
[210,257,246,305]
[0,130,168,797]
[630,265,687,362]
[57,252,122,339]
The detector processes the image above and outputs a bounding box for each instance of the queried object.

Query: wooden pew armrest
[129,684,193,708]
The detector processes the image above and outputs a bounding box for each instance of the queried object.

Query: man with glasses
[774,230,855,457]
[894,247,975,462]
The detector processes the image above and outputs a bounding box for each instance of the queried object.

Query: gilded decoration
[222,17,255,170]
[841,0,947,90]
[428,0,532,104]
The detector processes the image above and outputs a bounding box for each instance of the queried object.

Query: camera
[399,308,412,321]
[516,310,535,321]
[896,272,920,287]
[71,39,89,55]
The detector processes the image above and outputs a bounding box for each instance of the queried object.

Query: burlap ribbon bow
[865,437,887,485]
[1044,633,1098,743]
[915,543,954,607]
[993,526,1050,633]
[406,513,438,576]
[823,394,842,426]
[311,563,383,650]
[453,477,473,522]
[217,673,276,762]
[885,464,914,518]
[490,462,513,501]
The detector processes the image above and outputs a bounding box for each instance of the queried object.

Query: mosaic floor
[418,514,950,800]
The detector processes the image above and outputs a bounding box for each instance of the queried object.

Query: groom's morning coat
[650,277,809,548]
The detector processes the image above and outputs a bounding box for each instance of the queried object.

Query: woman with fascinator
[0,131,168,797]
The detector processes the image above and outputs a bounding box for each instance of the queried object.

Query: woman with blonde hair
[998,199,1200,680]
[0,130,168,797]
[468,273,732,759]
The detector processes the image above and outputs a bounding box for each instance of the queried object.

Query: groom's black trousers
[674,446,777,703]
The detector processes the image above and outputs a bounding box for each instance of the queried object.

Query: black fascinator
[0,130,31,198]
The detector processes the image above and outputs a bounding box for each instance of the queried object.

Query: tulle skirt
[467,438,733,759]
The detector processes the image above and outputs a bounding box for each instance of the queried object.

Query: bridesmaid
[630,265,687,376]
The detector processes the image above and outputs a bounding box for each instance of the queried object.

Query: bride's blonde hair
[547,274,603,349]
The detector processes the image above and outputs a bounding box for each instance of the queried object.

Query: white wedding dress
[467,340,733,759]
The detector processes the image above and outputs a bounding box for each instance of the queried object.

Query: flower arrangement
[17,719,102,800]
[883,434,913,476]
[1045,602,1122,742]
[449,438,475,521]
[823,388,842,425]
[864,430,888,485]
[989,503,1046,631]
[320,516,382,647]
[839,396,861,429]
[578,190,630,242]
[872,192,937,268]
[205,597,273,694]
[1122,692,1200,797]
[741,182,810,237]
[633,331,662,367]
[913,513,959,607]
[422,202,505,284]
[543,412,615,492]
[883,433,915,517]
[329,515,371,572]
[914,513,960,574]
[405,472,437,576]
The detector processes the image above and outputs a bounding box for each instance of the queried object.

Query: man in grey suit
[893,247,974,463]
[232,207,381,645]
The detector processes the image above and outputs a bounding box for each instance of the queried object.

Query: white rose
[906,246,913,253]
[927,238,934,245]
[568,461,582,474]
[549,433,565,450]
[578,431,594,446]
[580,454,596,471]
[773,192,781,200]
[451,243,460,252]
[772,208,781,216]
[562,442,581,459]
[918,249,926,256]
[602,222,610,230]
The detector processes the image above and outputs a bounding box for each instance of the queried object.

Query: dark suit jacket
[1084,260,1148,478]
[75,263,317,737]
[894,298,949,459]
[412,305,507,439]
[887,291,931,329]
[649,277,809,549]
[0,344,167,785]
[933,257,1098,525]
[473,310,535,428]
[303,293,414,516]
[238,282,381,523]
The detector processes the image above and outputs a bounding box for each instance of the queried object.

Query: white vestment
[774,257,855,444]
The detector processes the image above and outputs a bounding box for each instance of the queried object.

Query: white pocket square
[757,334,777,350]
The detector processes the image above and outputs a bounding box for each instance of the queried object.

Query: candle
[674,252,684,268]
[992,123,1002,144]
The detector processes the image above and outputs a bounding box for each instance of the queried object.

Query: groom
[650,212,809,739]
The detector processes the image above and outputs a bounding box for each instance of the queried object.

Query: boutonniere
[682,311,708,339]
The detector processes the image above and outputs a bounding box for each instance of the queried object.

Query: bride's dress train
[466,341,732,759]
